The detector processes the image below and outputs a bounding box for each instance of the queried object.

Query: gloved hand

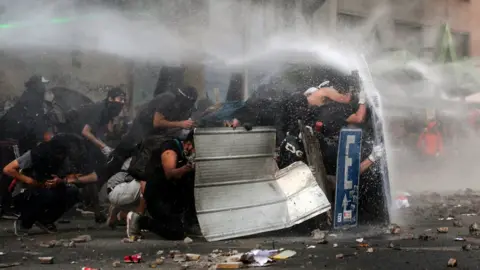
[358,90,366,105]
[368,145,384,162]
[101,146,114,157]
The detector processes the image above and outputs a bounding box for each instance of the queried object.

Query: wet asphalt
[1,192,480,269]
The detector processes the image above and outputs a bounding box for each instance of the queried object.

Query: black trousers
[139,174,196,240]
[16,185,80,228]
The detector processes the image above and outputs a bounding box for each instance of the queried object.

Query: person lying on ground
[3,134,97,236]
[126,131,196,240]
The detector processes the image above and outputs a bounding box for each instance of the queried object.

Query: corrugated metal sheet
[194,127,331,242]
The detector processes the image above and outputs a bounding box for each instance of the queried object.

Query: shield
[194,127,330,241]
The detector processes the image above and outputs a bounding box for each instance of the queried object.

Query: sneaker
[126,212,141,238]
[35,222,57,234]
[13,220,29,237]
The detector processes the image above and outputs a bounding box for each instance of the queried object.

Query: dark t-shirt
[64,102,108,137]
[144,139,186,204]
[314,103,356,138]
[136,92,191,138]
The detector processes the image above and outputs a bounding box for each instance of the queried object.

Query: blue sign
[334,128,362,229]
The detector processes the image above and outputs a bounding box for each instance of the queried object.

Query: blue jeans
[17,184,80,229]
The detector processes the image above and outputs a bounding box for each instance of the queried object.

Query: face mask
[107,101,124,117]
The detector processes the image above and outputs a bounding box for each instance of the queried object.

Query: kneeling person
[3,134,98,236]
[126,132,195,240]
[106,157,145,228]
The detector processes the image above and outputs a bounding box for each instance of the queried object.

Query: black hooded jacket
[0,76,48,152]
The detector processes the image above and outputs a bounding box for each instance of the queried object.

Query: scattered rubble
[366,248,374,253]
[0,262,21,268]
[447,258,457,267]
[462,244,472,251]
[71,235,92,243]
[335,254,344,259]
[38,257,54,264]
[112,261,121,268]
[156,250,164,256]
[419,234,437,241]
[437,227,449,233]
[469,223,479,234]
[184,237,193,244]
[124,253,142,263]
[453,220,463,227]
[216,262,243,269]
[311,229,326,240]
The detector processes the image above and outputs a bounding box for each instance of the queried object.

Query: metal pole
[242,0,249,101]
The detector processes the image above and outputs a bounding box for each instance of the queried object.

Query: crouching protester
[126,131,196,240]
[105,157,146,228]
[2,134,97,236]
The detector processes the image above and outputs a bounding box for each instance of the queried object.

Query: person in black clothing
[125,131,195,240]
[0,75,50,217]
[2,134,98,236]
[63,87,126,156]
[62,87,125,222]
[115,86,197,182]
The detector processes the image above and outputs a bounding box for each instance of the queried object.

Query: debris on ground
[124,253,142,263]
[469,223,479,234]
[333,243,338,248]
[169,250,181,258]
[112,260,121,267]
[453,220,463,227]
[156,250,164,256]
[311,229,326,240]
[336,254,344,259]
[306,245,315,249]
[357,243,369,248]
[462,244,472,251]
[437,227,449,233]
[38,257,54,264]
[216,262,243,269]
[173,254,187,263]
[0,262,21,268]
[184,237,193,244]
[388,242,395,248]
[155,258,164,265]
[71,235,92,243]
[39,242,55,248]
[447,258,457,267]
[366,248,374,253]
[186,253,200,261]
[419,234,437,241]
[356,238,364,243]
[271,250,296,260]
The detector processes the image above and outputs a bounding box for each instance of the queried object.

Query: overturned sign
[194,127,331,242]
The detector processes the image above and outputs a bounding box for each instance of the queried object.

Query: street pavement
[1,191,480,269]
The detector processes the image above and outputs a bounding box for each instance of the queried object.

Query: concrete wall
[0,50,129,102]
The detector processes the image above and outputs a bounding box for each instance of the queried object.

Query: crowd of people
[0,70,387,240]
